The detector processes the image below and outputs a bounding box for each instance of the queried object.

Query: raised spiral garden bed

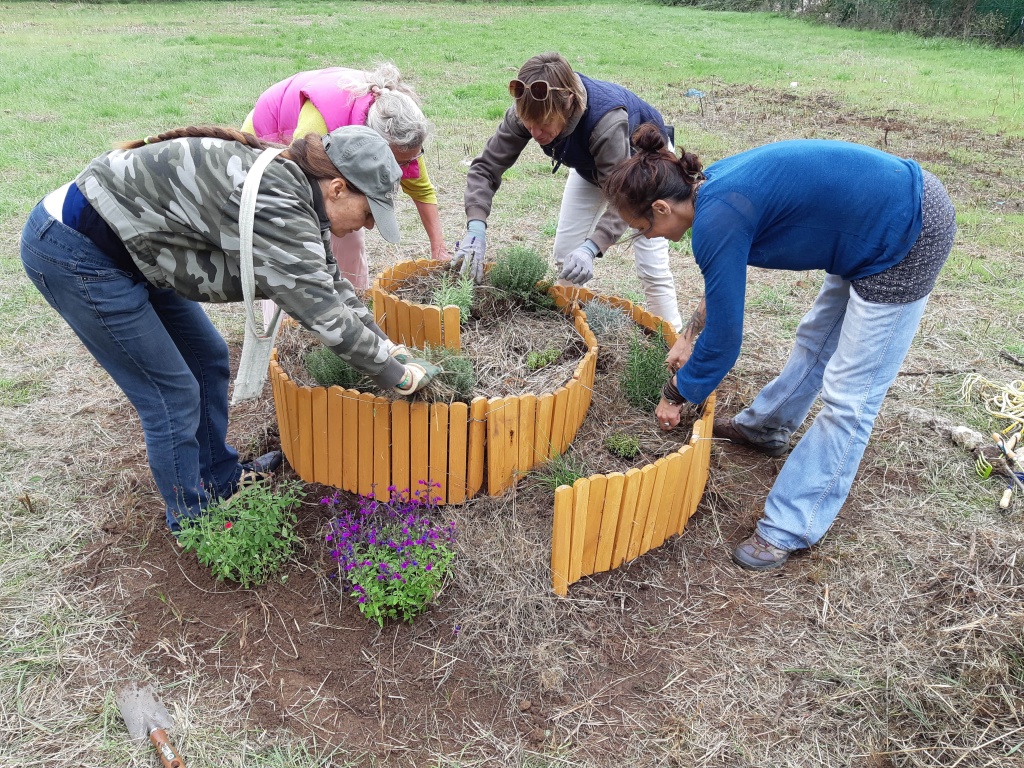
[270,259,598,504]
[269,261,715,594]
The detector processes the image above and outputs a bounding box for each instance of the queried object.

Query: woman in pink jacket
[244,63,449,288]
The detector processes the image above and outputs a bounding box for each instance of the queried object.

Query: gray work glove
[393,357,441,396]
[452,219,487,283]
[558,240,599,285]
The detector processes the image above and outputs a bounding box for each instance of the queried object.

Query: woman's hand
[431,241,451,261]
[666,335,694,373]
[656,397,684,431]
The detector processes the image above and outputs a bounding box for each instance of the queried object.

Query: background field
[2,2,1024,766]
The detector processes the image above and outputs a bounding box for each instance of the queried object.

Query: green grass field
[2,2,1024,767]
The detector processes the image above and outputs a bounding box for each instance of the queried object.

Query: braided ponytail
[603,123,704,224]
[119,126,278,151]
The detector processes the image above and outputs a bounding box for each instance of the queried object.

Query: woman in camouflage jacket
[20,124,435,533]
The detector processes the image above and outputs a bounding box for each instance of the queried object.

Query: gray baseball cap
[322,125,402,244]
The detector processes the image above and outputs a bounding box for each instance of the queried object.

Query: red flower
[224,521,232,529]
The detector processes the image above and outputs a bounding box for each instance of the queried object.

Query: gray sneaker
[732,532,791,571]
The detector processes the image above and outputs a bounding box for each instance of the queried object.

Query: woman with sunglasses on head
[20,125,439,535]
[603,123,956,571]
[245,62,449,288]
[453,52,683,332]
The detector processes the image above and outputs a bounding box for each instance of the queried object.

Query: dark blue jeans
[20,202,243,531]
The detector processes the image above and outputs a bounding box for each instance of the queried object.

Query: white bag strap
[239,146,285,339]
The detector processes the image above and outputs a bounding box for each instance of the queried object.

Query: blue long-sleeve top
[675,139,924,404]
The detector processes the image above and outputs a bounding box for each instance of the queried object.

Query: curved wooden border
[547,288,716,596]
[271,261,598,504]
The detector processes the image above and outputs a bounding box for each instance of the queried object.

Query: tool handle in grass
[149,728,185,768]
[1001,488,1013,509]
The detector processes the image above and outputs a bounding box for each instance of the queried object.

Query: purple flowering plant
[322,483,457,626]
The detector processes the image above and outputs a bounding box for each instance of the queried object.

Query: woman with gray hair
[245,62,449,288]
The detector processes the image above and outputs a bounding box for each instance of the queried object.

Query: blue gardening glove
[452,219,487,283]
[393,356,441,396]
[558,240,600,285]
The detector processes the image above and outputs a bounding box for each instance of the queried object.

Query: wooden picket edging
[372,259,462,350]
[270,261,599,503]
[546,288,716,596]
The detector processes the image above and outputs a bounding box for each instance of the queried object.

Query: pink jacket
[251,68,420,179]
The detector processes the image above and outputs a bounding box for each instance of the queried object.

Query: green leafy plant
[323,486,457,626]
[621,328,670,410]
[526,348,560,371]
[432,272,475,323]
[604,432,641,460]
[533,450,591,492]
[489,245,552,306]
[305,346,366,389]
[420,343,476,401]
[582,298,629,340]
[176,479,301,588]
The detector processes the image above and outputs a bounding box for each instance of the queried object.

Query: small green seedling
[604,432,641,460]
[620,328,670,410]
[526,348,561,371]
[433,272,475,323]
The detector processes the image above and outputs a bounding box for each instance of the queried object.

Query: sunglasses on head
[508,79,571,101]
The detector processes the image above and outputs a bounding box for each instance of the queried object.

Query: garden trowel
[115,682,186,768]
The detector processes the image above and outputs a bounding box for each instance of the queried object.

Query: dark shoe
[236,450,283,489]
[713,418,789,457]
[732,532,791,571]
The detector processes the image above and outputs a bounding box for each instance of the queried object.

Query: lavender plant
[322,485,457,626]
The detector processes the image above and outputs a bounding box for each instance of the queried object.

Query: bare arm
[667,297,706,372]
[414,200,450,260]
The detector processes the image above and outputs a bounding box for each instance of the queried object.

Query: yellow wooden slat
[593,472,625,574]
[424,305,442,349]
[567,477,590,584]
[373,396,391,501]
[358,393,375,497]
[390,399,410,497]
[466,397,488,498]
[640,457,671,554]
[326,386,345,489]
[626,465,659,562]
[534,393,555,462]
[611,468,643,569]
[580,474,608,577]
[295,386,313,482]
[311,387,330,485]
[442,305,461,350]
[549,386,569,458]
[502,396,520,493]
[518,393,537,473]
[397,299,412,347]
[383,293,399,343]
[270,364,290,461]
[342,389,359,494]
[651,453,685,549]
[410,401,430,498]
[409,303,426,349]
[372,287,385,329]
[552,485,574,596]
[429,403,449,504]
[447,401,469,505]
[667,445,695,536]
[564,378,583,450]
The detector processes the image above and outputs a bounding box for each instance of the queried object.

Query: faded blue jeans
[733,275,929,551]
[20,202,243,531]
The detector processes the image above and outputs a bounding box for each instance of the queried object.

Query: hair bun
[630,122,666,154]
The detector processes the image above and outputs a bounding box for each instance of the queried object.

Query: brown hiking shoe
[713,418,789,457]
[732,532,792,571]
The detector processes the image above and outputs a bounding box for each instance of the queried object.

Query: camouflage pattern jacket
[77,137,403,388]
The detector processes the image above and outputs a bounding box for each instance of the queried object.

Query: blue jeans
[733,274,929,551]
[20,202,242,531]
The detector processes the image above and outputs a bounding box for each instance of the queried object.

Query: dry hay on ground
[273,284,586,402]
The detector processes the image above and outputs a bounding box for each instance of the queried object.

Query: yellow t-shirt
[244,100,437,205]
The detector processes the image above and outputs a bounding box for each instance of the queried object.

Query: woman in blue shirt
[603,124,956,571]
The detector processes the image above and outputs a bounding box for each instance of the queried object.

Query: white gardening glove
[388,343,412,364]
[452,219,487,284]
[393,357,441,396]
[558,240,599,285]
